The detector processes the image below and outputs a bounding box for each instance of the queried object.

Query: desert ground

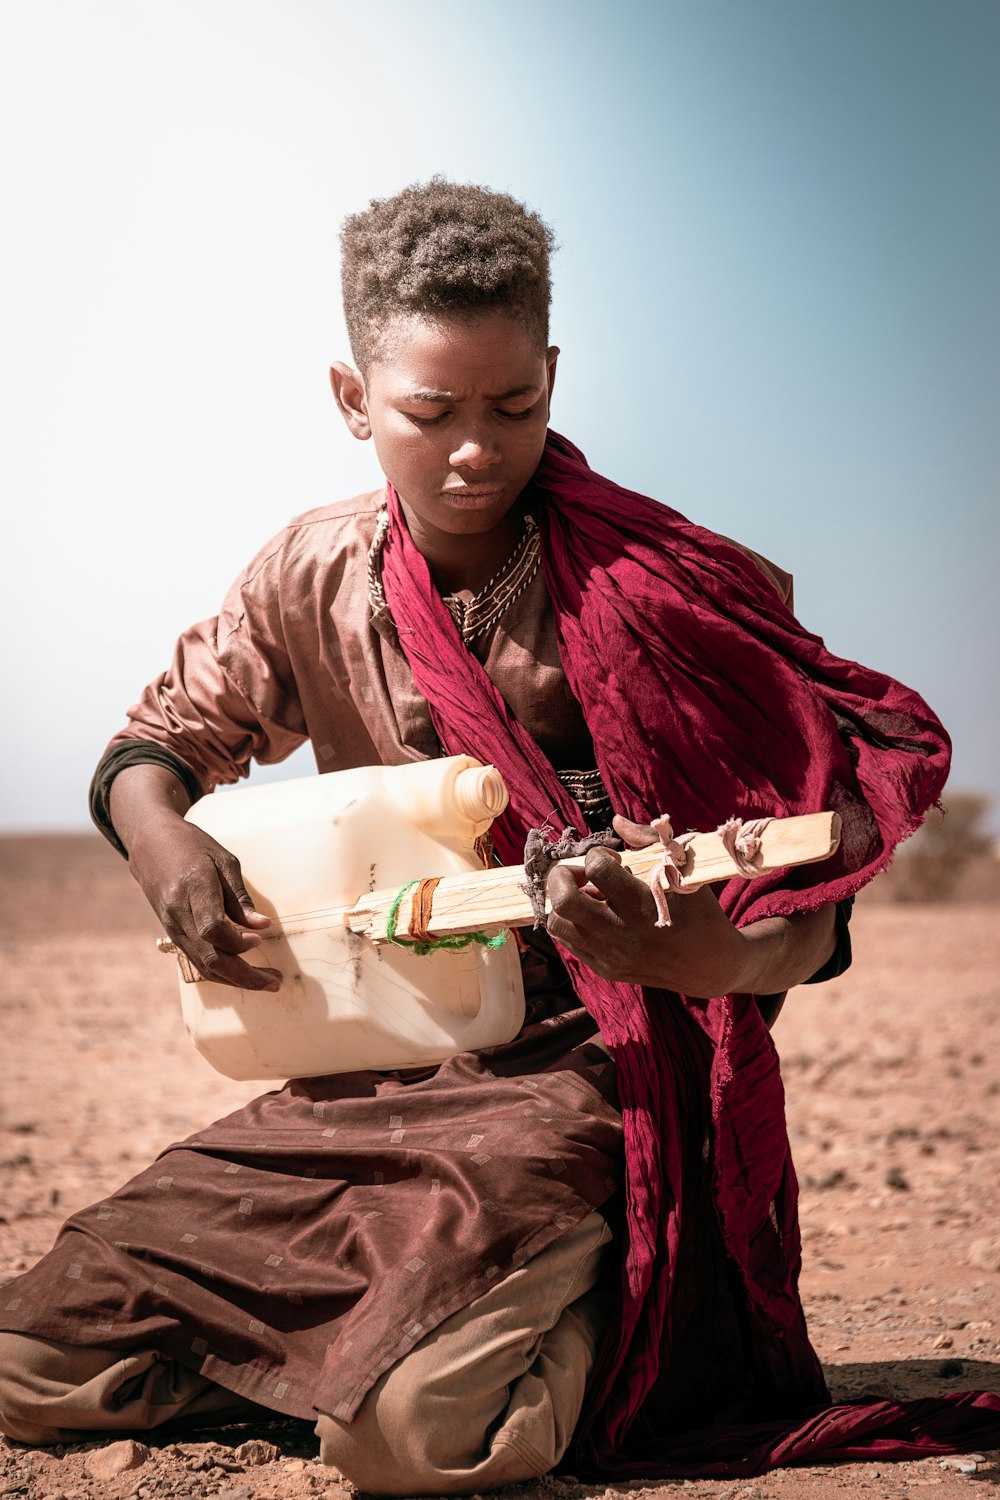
[1,833,997,1500]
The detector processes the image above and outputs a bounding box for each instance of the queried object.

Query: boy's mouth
[440,485,507,505]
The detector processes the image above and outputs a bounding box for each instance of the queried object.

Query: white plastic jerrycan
[173,756,525,1080]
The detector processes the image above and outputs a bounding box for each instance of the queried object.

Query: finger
[204,921,265,956]
[581,848,619,898]
[185,874,276,971]
[547,862,610,904]
[216,854,272,929]
[547,863,619,929]
[219,884,268,937]
[544,908,600,964]
[186,864,254,948]
[178,935,283,991]
[583,846,656,924]
[579,883,609,901]
[190,900,266,956]
[612,814,658,849]
[545,867,616,964]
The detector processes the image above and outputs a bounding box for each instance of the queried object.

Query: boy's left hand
[545,829,750,998]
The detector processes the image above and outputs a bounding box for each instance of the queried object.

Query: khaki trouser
[0,1210,612,1495]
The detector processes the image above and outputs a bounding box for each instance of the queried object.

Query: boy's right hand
[127,813,282,992]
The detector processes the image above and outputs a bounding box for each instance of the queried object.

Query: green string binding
[385,880,508,957]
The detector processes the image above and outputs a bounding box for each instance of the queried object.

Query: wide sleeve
[90,533,310,850]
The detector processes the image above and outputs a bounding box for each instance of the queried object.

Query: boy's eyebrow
[400,384,541,403]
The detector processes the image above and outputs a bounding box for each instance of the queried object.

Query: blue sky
[1,0,997,830]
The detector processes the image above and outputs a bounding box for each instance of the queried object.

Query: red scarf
[379,431,998,1475]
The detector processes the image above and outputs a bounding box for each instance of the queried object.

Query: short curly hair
[340,178,555,371]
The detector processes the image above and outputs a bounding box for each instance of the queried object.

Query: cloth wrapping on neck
[378,431,998,1474]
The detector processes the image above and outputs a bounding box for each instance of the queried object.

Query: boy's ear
[329,362,371,440]
[545,345,559,411]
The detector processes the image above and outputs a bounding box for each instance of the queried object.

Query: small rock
[939,1456,979,1473]
[85,1439,150,1480]
[967,1238,1000,1272]
[216,1488,254,1500]
[233,1438,281,1465]
[936,1358,965,1378]
[931,1333,954,1350]
[885,1166,910,1191]
[282,1457,307,1473]
[818,1169,846,1190]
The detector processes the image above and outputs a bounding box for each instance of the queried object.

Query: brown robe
[2,493,793,1423]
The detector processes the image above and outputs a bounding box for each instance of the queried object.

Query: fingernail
[264,981,281,993]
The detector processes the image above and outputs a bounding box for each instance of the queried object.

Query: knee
[315,1383,541,1496]
[316,1410,397,1493]
[315,1388,469,1496]
[0,1333,61,1444]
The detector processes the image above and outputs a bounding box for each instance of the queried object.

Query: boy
[1,180,986,1490]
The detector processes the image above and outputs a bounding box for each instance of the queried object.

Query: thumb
[612,813,659,850]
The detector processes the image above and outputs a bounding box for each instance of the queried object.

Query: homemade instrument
[159,756,841,1081]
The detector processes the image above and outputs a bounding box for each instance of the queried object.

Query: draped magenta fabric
[378,430,999,1475]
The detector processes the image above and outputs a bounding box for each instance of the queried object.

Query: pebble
[184,1453,216,1472]
[936,1358,965,1378]
[939,1455,980,1473]
[817,1169,846,1190]
[885,1166,910,1191]
[84,1439,150,1479]
[967,1237,1000,1272]
[233,1438,282,1465]
[931,1332,954,1349]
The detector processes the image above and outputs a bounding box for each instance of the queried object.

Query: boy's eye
[405,401,537,427]
[407,411,449,427]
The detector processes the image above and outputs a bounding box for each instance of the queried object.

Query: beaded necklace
[367,510,541,645]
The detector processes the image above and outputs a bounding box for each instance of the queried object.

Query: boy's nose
[449,432,501,470]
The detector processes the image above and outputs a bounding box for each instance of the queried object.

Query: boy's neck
[399,499,529,598]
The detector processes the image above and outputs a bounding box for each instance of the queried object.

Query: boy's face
[330,310,558,540]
